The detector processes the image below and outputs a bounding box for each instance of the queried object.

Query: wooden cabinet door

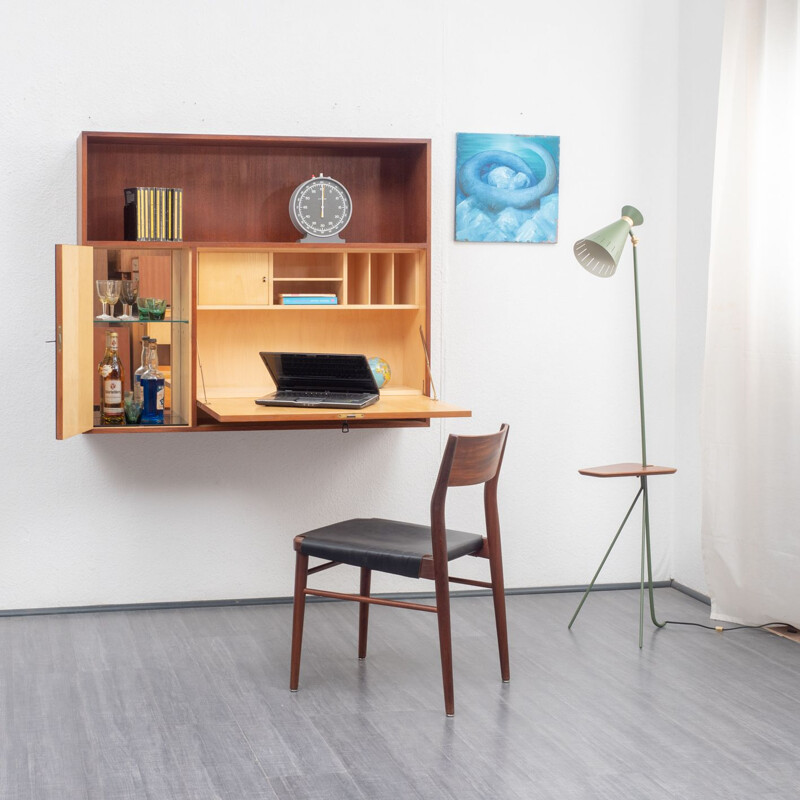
[55,245,94,439]
[197,251,270,306]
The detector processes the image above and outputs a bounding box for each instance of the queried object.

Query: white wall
[0,0,721,610]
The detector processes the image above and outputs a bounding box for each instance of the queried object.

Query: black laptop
[255,352,380,409]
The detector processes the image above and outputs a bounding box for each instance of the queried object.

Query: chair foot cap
[290,688,299,693]
[446,713,455,717]
[502,679,511,684]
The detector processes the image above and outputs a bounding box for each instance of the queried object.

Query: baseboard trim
[0,581,680,618]
[669,580,711,605]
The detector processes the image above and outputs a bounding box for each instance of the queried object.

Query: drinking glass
[119,279,139,320]
[148,298,167,320]
[137,297,151,320]
[95,280,112,320]
[105,280,121,320]
[124,391,142,423]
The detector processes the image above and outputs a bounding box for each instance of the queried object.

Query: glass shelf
[93,318,189,325]
[92,411,189,428]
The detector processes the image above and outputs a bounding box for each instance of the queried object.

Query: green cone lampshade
[574,205,644,277]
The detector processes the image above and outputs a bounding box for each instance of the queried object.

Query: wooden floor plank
[1,589,799,799]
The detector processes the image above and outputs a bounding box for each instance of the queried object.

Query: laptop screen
[259,352,379,394]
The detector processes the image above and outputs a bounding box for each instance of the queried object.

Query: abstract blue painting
[455,132,560,243]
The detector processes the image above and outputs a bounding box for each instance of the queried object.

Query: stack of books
[279,293,338,305]
[124,187,183,242]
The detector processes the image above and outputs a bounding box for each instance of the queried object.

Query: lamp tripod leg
[639,481,647,648]
[569,487,644,630]
[643,480,665,629]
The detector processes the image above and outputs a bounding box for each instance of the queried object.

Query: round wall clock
[289,174,353,243]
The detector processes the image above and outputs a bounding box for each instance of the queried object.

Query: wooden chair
[289,424,510,716]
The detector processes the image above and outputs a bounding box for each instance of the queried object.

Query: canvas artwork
[455,133,560,243]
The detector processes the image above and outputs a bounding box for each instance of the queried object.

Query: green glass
[124,391,142,423]
[148,298,167,320]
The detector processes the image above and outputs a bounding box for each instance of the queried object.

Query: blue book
[280,295,338,305]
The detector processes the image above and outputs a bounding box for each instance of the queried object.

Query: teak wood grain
[196,395,470,424]
[578,463,677,478]
[79,132,430,245]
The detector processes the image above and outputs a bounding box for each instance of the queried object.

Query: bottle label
[104,378,122,405]
[156,385,165,410]
[100,365,113,378]
[134,375,143,404]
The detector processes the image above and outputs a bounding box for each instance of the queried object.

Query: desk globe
[368,357,391,388]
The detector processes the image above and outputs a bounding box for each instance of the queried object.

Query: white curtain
[702,0,800,626]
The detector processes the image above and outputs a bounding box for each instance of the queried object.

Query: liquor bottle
[140,339,165,425]
[98,330,125,425]
[133,336,151,404]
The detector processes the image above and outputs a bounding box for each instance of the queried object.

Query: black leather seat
[298,517,485,578]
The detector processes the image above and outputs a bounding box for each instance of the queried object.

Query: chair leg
[434,571,455,716]
[290,551,309,692]
[488,545,510,683]
[358,567,371,660]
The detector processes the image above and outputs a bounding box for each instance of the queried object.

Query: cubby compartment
[345,252,371,305]
[394,252,420,306]
[272,252,344,279]
[271,251,344,305]
[371,253,394,305]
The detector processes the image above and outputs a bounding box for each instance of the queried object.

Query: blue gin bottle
[133,335,151,405]
[140,340,165,424]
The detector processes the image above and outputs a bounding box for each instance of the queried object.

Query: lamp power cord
[663,620,797,634]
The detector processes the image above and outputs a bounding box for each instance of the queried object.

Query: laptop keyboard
[279,390,372,400]
[281,354,368,380]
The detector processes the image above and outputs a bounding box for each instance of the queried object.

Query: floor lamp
[568,205,676,648]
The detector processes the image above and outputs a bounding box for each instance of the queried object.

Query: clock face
[290,176,352,238]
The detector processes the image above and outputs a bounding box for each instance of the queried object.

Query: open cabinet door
[56,245,94,439]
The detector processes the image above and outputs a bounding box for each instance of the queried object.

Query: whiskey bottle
[140,339,165,425]
[133,335,151,405]
[98,330,125,425]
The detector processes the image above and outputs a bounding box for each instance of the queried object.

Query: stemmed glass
[105,280,121,320]
[119,279,139,320]
[95,280,114,320]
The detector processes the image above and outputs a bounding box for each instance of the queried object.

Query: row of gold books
[124,187,183,242]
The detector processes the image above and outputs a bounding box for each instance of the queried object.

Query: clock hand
[320,184,325,218]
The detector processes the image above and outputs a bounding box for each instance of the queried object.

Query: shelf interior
[83,134,429,244]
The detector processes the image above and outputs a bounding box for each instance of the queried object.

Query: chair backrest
[430,424,509,520]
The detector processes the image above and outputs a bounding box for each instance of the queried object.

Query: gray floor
[1,587,799,799]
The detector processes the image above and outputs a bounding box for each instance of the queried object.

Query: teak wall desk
[56,131,472,437]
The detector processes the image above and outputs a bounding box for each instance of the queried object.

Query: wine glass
[119,279,139,320]
[95,280,112,320]
[105,280,121,320]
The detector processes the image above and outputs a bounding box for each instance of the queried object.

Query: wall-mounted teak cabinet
[55,131,470,438]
